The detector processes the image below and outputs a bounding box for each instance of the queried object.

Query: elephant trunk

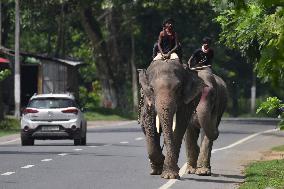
[155,97,179,169]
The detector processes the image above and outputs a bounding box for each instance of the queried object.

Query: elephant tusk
[156,115,160,133]
[146,97,152,107]
[172,113,176,132]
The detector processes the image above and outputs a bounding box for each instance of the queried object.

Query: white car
[21,93,87,146]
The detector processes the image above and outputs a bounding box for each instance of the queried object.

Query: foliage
[0,116,20,137]
[214,1,284,87]
[257,97,284,129]
[240,159,284,189]
[0,69,11,81]
[78,83,101,111]
[1,0,282,117]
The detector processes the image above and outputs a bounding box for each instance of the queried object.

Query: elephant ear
[183,71,206,104]
[138,69,152,100]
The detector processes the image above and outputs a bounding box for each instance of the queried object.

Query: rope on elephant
[190,65,211,71]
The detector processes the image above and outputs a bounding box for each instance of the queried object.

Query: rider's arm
[187,55,193,68]
[167,33,179,55]
[157,31,164,55]
[206,49,214,65]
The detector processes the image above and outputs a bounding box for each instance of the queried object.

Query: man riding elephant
[152,18,182,61]
[184,37,228,176]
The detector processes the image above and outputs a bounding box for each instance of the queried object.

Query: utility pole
[250,71,256,114]
[14,0,20,118]
[0,0,3,120]
[131,33,138,112]
[0,0,2,46]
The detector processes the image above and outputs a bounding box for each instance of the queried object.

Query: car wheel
[74,138,81,146]
[21,132,34,146]
[81,136,86,145]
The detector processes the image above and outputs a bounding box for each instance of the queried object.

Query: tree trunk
[131,33,138,112]
[250,71,256,114]
[78,5,118,109]
[0,0,3,121]
[55,2,66,57]
[0,0,2,46]
[105,8,130,111]
[0,82,4,120]
[14,0,20,118]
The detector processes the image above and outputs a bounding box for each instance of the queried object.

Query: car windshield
[28,98,77,109]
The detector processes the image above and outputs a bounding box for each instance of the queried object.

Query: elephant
[138,59,205,179]
[184,68,228,176]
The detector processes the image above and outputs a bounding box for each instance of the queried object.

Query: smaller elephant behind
[185,68,228,176]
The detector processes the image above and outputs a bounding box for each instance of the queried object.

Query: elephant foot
[161,170,180,179]
[186,164,196,174]
[195,166,211,176]
[150,163,163,175]
[161,165,180,179]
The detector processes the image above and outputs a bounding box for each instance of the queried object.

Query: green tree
[214,0,284,89]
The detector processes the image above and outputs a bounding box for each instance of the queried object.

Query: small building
[0,47,84,111]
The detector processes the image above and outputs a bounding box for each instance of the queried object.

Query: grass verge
[240,145,284,189]
[84,108,136,121]
[0,116,20,137]
[272,145,284,152]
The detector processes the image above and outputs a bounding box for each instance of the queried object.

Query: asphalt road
[0,121,283,189]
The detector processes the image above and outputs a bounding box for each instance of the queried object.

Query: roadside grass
[0,116,20,137]
[84,108,137,121]
[272,145,284,152]
[240,145,284,189]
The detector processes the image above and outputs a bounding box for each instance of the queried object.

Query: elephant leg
[160,109,188,179]
[173,107,190,162]
[184,124,200,174]
[147,134,165,175]
[141,105,164,175]
[196,135,213,176]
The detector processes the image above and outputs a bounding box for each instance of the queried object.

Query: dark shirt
[159,31,177,54]
[190,48,214,67]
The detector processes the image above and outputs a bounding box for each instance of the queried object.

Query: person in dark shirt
[188,37,214,69]
[153,18,180,61]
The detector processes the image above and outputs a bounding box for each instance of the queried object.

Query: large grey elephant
[184,68,228,176]
[138,59,205,179]
[138,59,228,179]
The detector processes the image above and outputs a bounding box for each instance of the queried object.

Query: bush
[79,81,101,110]
[257,97,284,129]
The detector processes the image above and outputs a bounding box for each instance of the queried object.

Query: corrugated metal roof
[0,46,84,67]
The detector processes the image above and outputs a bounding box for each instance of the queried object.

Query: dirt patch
[261,151,284,161]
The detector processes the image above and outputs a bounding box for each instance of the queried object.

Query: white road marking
[103,144,112,147]
[41,159,53,162]
[21,165,35,169]
[58,153,68,156]
[211,128,278,153]
[1,172,15,176]
[135,137,144,141]
[159,128,279,189]
[120,141,129,144]
[0,138,20,145]
[73,149,83,151]
[88,146,98,148]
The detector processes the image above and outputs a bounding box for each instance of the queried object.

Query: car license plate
[42,126,59,131]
